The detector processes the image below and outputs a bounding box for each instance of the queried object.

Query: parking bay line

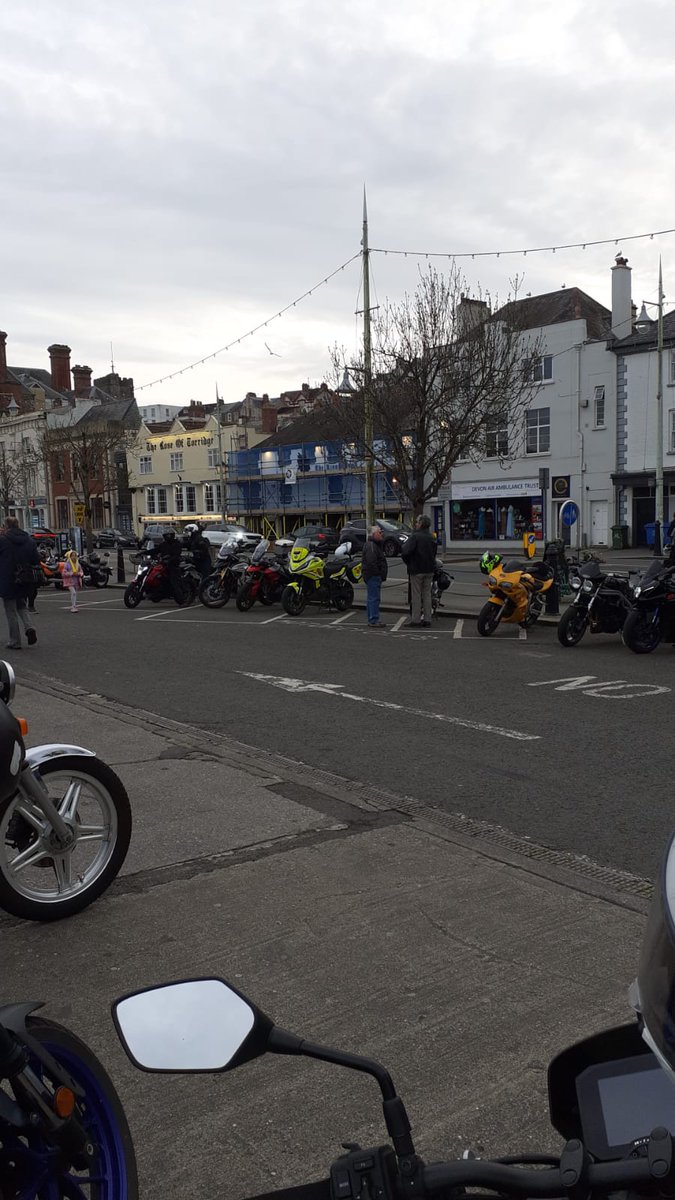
[331,611,355,626]
[238,672,540,741]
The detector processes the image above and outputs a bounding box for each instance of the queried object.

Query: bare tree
[0,441,42,523]
[41,415,137,551]
[325,265,544,518]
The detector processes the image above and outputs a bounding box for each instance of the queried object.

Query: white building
[138,403,183,425]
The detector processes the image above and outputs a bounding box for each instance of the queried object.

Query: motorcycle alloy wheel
[199,575,231,608]
[557,607,588,647]
[282,585,307,616]
[0,756,132,921]
[0,1015,138,1198]
[123,584,142,609]
[477,602,502,637]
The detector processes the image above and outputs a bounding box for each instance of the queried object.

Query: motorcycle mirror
[112,977,273,1074]
[0,660,16,706]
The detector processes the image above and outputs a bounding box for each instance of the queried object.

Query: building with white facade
[138,403,183,425]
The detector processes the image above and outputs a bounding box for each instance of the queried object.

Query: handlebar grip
[424,1154,658,1197]
[245,1179,331,1200]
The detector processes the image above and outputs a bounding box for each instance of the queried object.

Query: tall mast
[362,188,374,527]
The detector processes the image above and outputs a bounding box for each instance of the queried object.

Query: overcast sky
[2,0,674,406]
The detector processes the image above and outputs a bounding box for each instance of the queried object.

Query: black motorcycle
[557,561,636,647]
[622,558,675,654]
[199,547,250,609]
[80,550,112,589]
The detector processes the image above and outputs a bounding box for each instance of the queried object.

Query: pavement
[2,674,653,1198]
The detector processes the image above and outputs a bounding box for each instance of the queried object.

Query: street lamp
[638,260,665,556]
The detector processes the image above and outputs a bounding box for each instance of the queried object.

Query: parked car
[276,524,339,552]
[30,526,57,547]
[139,523,180,549]
[201,523,261,551]
[93,528,139,549]
[339,519,411,557]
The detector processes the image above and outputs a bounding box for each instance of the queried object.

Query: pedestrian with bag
[0,517,40,648]
[62,549,84,612]
[361,524,388,628]
[401,514,437,627]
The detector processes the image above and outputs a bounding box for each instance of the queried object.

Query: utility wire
[370,226,675,262]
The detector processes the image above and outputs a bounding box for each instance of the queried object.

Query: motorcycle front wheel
[622,609,661,654]
[557,606,588,647]
[477,602,502,637]
[123,583,142,609]
[282,585,307,616]
[94,573,110,589]
[236,583,256,612]
[0,756,132,921]
[199,574,231,608]
[0,1014,138,1198]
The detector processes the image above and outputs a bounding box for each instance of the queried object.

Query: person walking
[401,514,437,627]
[62,549,84,611]
[0,517,40,648]
[361,524,388,628]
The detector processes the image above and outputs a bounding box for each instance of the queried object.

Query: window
[204,483,223,512]
[157,487,168,514]
[146,486,168,515]
[526,407,551,454]
[485,415,509,458]
[670,351,675,385]
[594,385,606,428]
[529,354,553,383]
[54,454,65,481]
[139,455,153,474]
[670,410,675,454]
[208,448,219,469]
[146,487,156,515]
[175,485,196,514]
[170,452,183,472]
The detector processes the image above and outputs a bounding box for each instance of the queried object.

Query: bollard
[116,546,126,583]
[654,519,662,557]
[545,581,560,615]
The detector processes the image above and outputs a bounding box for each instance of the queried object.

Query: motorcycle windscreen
[633,830,675,1081]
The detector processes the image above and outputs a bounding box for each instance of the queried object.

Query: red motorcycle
[123,552,198,608]
[235,556,289,611]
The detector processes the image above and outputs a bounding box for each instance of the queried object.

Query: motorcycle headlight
[571,577,582,590]
[582,579,594,592]
[634,585,642,597]
[499,580,513,590]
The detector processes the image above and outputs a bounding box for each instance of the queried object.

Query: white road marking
[58,596,123,608]
[453,619,464,639]
[260,613,287,625]
[391,616,407,632]
[518,626,528,641]
[135,608,189,621]
[238,672,540,741]
[528,675,670,700]
[331,611,355,625]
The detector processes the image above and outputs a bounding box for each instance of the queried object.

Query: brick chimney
[48,344,72,393]
[72,364,92,398]
[261,402,278,434]
[0,332,7,382]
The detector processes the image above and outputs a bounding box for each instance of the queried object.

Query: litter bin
[543,539,568,615]
[644,522,656,548]
[611,524,628,550]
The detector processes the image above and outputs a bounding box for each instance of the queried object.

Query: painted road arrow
[237,672,540,742]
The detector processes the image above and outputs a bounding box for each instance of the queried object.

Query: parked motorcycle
[236,555,290,612]
[112,838,675,1200]
[622,558,675,654]
[0,1001,138,1197]
[123,552,197,609]
[477,552,554,636]
[0,660,132,920]
[557,561,636,647]
[431,564,453,614]
[38,553,66,589]
[80,550,112,589]
[281,538,362,616]
[199,547,250,609]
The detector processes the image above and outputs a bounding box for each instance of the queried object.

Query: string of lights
[136,251,361,390]
[370,226,675,261]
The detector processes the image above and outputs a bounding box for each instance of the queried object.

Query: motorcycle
[112,900,675,1200]
[477,556,554,636]
[123,552,197,609]
[38,554,66,589]
[236,555,290,612]
[281,539,362,617]
[0,660,132,921]
[0,1002,138,1197]
[199,547,250,609]
[80,550,112,589]
[557,561,636,647]
[431,565,453,614]
[622,558,675,654]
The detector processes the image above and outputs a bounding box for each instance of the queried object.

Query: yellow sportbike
[281,540,362,616]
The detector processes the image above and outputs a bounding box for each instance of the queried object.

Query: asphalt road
[13,566,674,881]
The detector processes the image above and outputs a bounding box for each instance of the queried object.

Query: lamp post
[638,259,665,556]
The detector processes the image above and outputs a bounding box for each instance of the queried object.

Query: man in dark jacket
[149,529,185,601]
[361,525,388,628]
[401,514,437,627]
[184,523,212,578]
[0,517,40,648]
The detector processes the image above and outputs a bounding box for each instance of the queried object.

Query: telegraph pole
[362,189,375,528]
[655,258,664,555]
[215,384,227,524]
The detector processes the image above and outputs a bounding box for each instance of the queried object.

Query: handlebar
[424,1148,668,1196]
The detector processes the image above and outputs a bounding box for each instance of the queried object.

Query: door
[590,501,608,546]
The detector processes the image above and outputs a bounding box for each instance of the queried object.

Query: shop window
[485,416,509,459]
[450,498,543,541]
[157,488,168,515]
[526,407,550,454]
[204,483,222,512]
[594,386,606,428]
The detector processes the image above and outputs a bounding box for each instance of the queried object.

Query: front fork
[17,767,73,848]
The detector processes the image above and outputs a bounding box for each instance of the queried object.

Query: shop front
[449,478,544,543]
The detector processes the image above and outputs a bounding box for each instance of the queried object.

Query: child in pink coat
[62,550,84,611]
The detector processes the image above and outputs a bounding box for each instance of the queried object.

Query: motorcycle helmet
[479,551,502,575]
[163,530,177,541]
[631,830,675,1081]
[183,524,198,536]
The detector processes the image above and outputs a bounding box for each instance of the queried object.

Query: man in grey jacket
[401,514,437,627]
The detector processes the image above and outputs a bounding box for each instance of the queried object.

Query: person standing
[0,517,40,648]
[184,523,212,578]
[62,549,84,612]
[401,514,437,627]
[361,524,388,628]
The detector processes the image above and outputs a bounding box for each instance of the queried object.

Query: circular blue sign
[561,502,579,527]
